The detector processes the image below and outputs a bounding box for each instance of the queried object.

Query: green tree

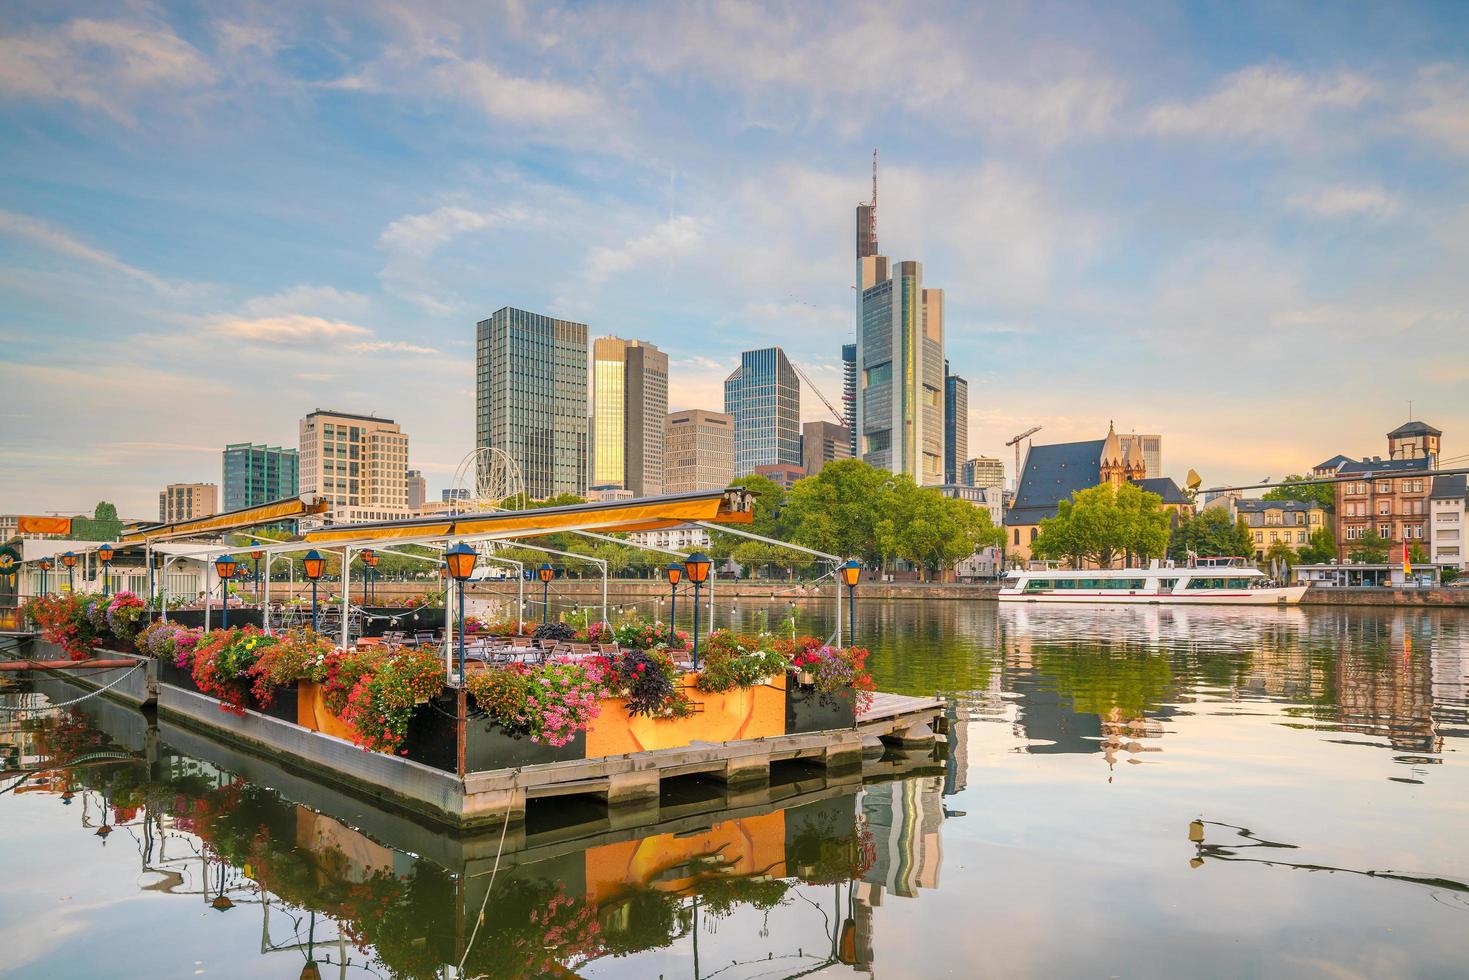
[1034,482,1170,569]
[1297,527,1338,564]
[1409,543,1429,565]
[1167,507,1255,562]
[1262,475,1336,510]
[873,476,1004,580]
[711,473,789,566]
[1347,529,1390,564]
[1265,539,1297,574]
[70,501,123,542]
[782,459,892,566]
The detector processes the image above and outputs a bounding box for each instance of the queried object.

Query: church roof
[1133,477,1190,505]
[1005,439,1104,526]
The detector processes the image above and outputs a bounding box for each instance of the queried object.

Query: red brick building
[1333,421,1441,559]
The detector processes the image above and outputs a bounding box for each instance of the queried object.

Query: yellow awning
[122,497,330,543]
[302,489,754,545]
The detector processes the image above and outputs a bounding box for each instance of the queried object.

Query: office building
[476,307,589,499]
[158,483,217,523]
[754,463,806,489]
[842,343,858,457]
[1331,420,1441,559]
[1116,433,1163,480]
[1430,475,1466,570]
[962,456,1004,490]
[944,365,967,485]
[802,420,852,478]
[665,409,735,493]
[222,443,298,511]
[406,469,427,510]
[592,337,668,497]
[724,347,801,476]
[442,488,470,503]
[858,259,945,485]
[299,410,410,512]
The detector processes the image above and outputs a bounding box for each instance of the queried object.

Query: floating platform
[15,639,947,830]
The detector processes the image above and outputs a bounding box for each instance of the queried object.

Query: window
[1013,529,1020,546]
[1377,480,1392,493]
[863,362,892,386]
[1254,531,1263,543]
[1378,500,1390,515]
[1378,523,1391,537]
[1030,528,1039,542]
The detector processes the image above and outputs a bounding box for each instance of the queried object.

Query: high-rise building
[665,409,735,493]
[858,259,945,485]
[476,307,589,499]
[802,420,852,478]
[442,488,470,503]
[962,456,1004,490]
[299,410,410,514]
[944,364,967,485]
[842,343,858,457]
[724,347,801,477]
[592,337,668,497]
[406,469,427,509]
[1116,433,1163,480]
[158,483,217,522]
[222,443,298,511]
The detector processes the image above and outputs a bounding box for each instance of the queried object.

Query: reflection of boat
[1001,558,1307,605]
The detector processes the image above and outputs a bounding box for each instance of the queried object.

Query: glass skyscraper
[858,260,945,485]
[221,443,299,511]
[476,307,588,500]
[944,364,967,485]
[842,342,857,458]
[724,347,801,478]
[592,337,668,497]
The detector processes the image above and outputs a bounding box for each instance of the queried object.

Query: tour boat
[999,557,1308,605]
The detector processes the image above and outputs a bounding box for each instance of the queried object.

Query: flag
[1403,541,1411,576]
[17,515,72,535]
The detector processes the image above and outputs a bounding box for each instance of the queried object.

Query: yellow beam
[121,497,330,544]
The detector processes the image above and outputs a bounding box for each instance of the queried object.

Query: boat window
[1023,578,1050,592]
[1156,577,1178,591]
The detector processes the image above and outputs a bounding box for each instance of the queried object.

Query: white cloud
[1145,66,1376,141]
[0,209,178,294]
[1405,64,1469,155]
[240,284,371,317]
[582,215,704,285]
[213,313,371,344]
[347,340,440,355]
[1285,184,1400,218]
[379,205,531,255]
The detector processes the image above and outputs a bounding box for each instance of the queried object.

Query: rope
[456,781,517,976]
[0,663,143,711]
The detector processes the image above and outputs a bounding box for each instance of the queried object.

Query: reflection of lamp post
[445,542,478,686]
[840,559,862,646]
[62,551,77,593]
[302,550,326,631]
[37,558,52,597]
[683,552,711,669]
[214,554,238,628]
[97,543,116,597]
[664,563,682,647]
[538,563,554,625]
[359,548,376,607]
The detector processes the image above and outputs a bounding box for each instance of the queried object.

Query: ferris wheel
[450,447,525,513]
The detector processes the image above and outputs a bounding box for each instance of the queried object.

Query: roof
[1338,456,1433,474]
[1430,475,1467,500]
[1006,439,1104,525]
[1236,498,1319,513]
[1387,420,1442,438]
[305,409,397,425]
[1313,453,1354,472]
[1133,477,1190,505]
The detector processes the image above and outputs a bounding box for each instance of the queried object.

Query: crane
[1005,426,1042,489]
[791,360,846,426]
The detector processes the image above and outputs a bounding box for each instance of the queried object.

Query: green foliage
[70,501,124,542]
[1409,543,1429,564]
[1261,475,1336,510]
[1035,482,1172,568]
[1265,539,1297,572]
[1297,526,1338,564]
[1348,529,1391,564]
[1167,507,1256,563]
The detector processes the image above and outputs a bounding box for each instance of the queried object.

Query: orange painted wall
[582,810,788,905]
[296,680,359,742]
[584,672,786,758]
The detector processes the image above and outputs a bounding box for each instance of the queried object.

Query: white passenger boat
[999,558,1308,605]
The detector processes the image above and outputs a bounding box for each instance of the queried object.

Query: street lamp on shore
[302,550,326,631]
[97,543,116,597]
[445,542,478,685]
[537,563,555,625]
[214,554,239,629]
[664,563,682,647]
[62,552,77,593]
[840,559,862,646]
[683,552,711,669]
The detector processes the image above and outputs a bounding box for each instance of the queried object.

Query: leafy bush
[466,659,605,746]
[26,594,101,660]
[696,644,790,694]
[533,621,576,642]
[338,646,445,753]
[103,592,147,642]
[598,647,692,718]
[250,629,333,706]
[191,627,277,715]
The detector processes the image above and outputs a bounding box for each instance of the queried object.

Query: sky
[2,0,1468,518]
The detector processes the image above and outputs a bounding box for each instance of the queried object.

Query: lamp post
[364,549,379,605]
[538,563,555,625]
[302,550,326,632]
[445,542,478,686]
[664,563,682,647]
[38,558,52,597]
[214,554,238,629]
[682,552,711,669]
[359,548,376,607]
[97,543,116,598]
[249,550,264,599]
[840,559,862,646]
[62,552,77,593]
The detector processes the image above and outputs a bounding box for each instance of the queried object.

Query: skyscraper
[476,307,589,499]
[1116,433,1163,480]
[298,410,410,513]
[724,347,801,477]
[665,409,735,493]
[944,364,967,485]
[802,420,852,478]
[592,337,668,497]
[222,443,298,511]
[858,260,945,485]
[842,342,858,457]
[962,456,1004,490]
[159,483,217,522]
[406,469,427,509]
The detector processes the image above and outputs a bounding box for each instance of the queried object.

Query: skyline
[3,1,1469,516]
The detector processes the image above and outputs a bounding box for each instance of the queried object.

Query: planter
[395,689,584,773]
[796,670,815,686]
[785,679,856,734]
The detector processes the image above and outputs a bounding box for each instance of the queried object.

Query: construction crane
[1005,426,1042,488]
[792,360,846,426]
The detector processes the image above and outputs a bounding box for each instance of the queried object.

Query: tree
[1348,530,1390,564]
[782,459,891,567]
[1262,475,1336,510]
[711,473,788,565]
[1409,543,1429,565]
[1167,508,1256,563]
[1265,539,1297,574]
[873,476,1004,580]
[1034,482,1170,569]
[71,501,123,542]
[1297,527,1337,564]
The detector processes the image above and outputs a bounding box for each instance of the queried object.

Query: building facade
[802,420,852,478]
[158,483,217,523]
[405,469,427,510]
[628,524,711,552]
[724,347,801,477]
[299,410,410,513]
[944,366,967,485]
[842,342,858,458]
[665,409,735,493]
[1115,433,1163,480]
[1234,499,1329,559]
[1331,420,1441,560]
[754,463,806,489]
[857,260,945,485]
[1429,475,1466,570]
[592,337,668,497]
[476,307,589,499]
[962,456,1004,490]
[222,443,298,511]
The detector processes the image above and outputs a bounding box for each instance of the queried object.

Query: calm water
[2,599,1468,978]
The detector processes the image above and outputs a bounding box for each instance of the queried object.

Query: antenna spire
[870,148,878,251]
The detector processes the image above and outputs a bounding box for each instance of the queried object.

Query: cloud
[1145,66,1376,141]
[582,215,704,285]
[240,284,370,317]
[0,16,216,124]
[346,340,440,354]
[213,313,371,344]
[1404,64,1469,155]
[1285,184,1400,218]
[379,205,533,255]
[0,209,178,293]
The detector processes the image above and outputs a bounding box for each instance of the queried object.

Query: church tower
[1099,421,1128,487]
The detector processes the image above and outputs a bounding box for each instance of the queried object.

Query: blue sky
[2,1,1468,517]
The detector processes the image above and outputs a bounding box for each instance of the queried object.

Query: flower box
[784,678,855,734]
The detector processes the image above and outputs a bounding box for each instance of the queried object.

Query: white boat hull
[997,585,1309,606]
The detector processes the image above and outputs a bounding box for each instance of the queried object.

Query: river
[1,600,1466,978]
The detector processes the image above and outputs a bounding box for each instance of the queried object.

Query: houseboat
[1000,558,1308,605]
